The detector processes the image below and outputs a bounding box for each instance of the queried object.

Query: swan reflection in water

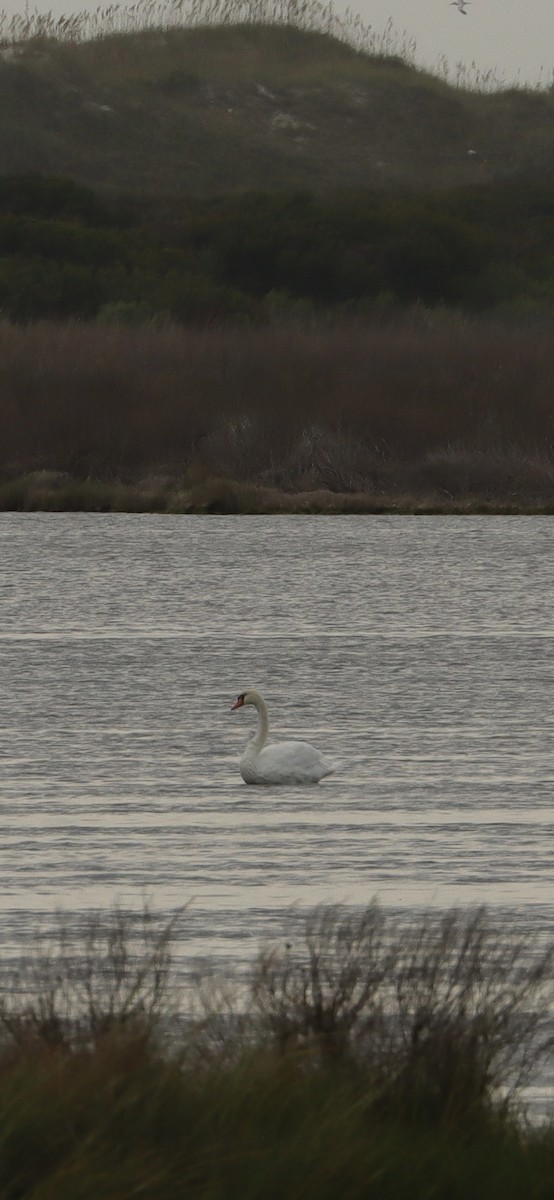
[231,689,335,785]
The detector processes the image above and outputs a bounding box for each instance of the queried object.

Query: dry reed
[0,314,553,510]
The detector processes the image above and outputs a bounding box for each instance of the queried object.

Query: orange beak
[231,695,245,711]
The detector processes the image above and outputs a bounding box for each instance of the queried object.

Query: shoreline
[1,474,553,515]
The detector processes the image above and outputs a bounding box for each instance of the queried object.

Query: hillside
[1,24,553,196]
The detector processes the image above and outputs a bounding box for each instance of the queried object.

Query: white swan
[231,689,335,785]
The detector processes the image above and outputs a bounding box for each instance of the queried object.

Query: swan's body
[231,690,334,785]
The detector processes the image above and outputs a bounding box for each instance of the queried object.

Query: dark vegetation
[1,314,554,512]
[0,173,553,321]
[1,902,554,1198]
[0,12,552,511]
[0,173,553,513]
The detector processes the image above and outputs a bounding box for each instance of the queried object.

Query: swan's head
[231,690,258,711]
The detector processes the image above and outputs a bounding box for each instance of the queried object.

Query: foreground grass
[1,903,554,1197]
[2,1050,554,1200]
[1,314,554,512]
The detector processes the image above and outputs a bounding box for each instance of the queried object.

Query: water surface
[1,515,553,1064]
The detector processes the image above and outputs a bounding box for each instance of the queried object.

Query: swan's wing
[257,740,334,783]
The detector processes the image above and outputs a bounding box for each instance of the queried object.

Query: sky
[3,0,553,87]
[341,0,554,86]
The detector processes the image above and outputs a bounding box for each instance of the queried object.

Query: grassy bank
[3,472,554,513]
[1,315,553,513]
[1,902,554,1198]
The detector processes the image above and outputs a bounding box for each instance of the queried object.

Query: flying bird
[451,0,470,11]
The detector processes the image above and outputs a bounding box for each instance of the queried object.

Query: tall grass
[0,902,554,1198]
[0,314,553,510]
[0,0,546,92]
[0,0,417,68]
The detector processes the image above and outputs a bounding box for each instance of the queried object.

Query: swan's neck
[250,693,269,751]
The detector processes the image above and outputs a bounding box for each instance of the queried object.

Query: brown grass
[0,313,553,511]
[4,902,554,1122]
[0,903,554,1200]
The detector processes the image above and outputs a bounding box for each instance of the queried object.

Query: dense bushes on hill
[0,173,552,322]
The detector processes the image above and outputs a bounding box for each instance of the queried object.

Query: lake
[1,513,553,1100]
